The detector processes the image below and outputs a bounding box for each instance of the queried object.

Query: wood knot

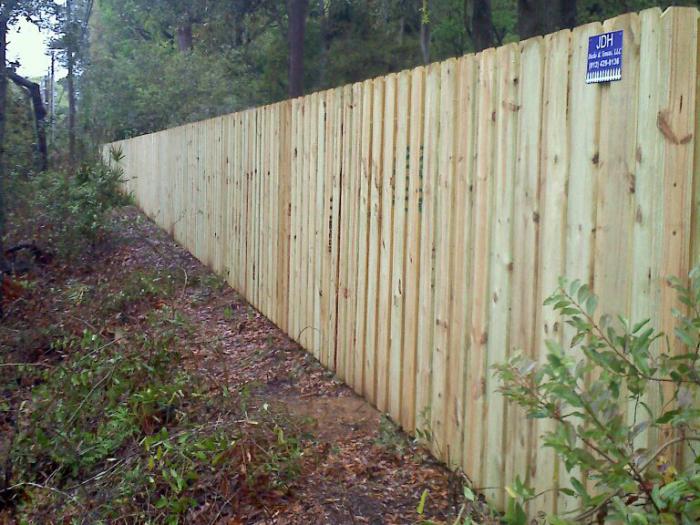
[502,100,521,112]
[657,110,693,145]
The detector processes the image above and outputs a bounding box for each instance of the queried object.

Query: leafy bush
[495,269,700,525]
[32,149,131,253]
[4,327,308,523]
[13,331,188,480]
[6,148,131,260]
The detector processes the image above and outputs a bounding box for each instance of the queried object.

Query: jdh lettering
[596,33,614,49]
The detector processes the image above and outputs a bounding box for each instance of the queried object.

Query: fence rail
[106,6,700,513]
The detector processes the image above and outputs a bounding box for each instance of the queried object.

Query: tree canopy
[7,0,700,146]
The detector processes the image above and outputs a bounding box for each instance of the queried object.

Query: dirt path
[107,208,463,523]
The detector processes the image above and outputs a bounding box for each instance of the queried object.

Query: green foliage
[10,148,131,257]
[415,405,433,446]
[0,0,56,27]
[5,327,307,523]
[79,0,516,141]
[80,38,243,142]
[495,270,700,524]
[13,331,189,483]
[100,269,182,314]
[416,483,495,525]
[76,0,700,145]
[375,414,409,456]
[5,84,38,175]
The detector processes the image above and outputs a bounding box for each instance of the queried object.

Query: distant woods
[5,0,694,150]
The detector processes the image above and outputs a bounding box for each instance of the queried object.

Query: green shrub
[4,326,308,523]
[36,151,129,255]
[12,331,192,486]
[10,148,131,258]
[99,269,182,315]
[495,269,700,525]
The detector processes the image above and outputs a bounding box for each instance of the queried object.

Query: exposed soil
[1,206,490,524]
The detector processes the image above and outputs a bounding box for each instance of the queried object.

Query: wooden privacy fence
[106,7,700,513]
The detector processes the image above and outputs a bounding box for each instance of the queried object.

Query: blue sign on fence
[586,30,623,83]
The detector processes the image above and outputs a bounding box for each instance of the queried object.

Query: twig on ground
[6,481,87,510]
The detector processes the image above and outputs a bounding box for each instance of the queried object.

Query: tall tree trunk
[49,50,55,149]
[317,0,330,88]
[559,0,577,30]
[419,0,430,64]
[0,16,8,308]
[67,51,75,166]
[176,23,193,52]
[518,0,547,39]
[8,71,48,171]
[286,0,308,98]
[472,0,494,51]
[67,0,76,168]
[519,0,573,38]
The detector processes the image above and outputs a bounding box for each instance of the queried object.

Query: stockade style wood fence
[106,7,700,514]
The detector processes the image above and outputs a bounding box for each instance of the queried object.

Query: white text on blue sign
[586,30,623,83]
